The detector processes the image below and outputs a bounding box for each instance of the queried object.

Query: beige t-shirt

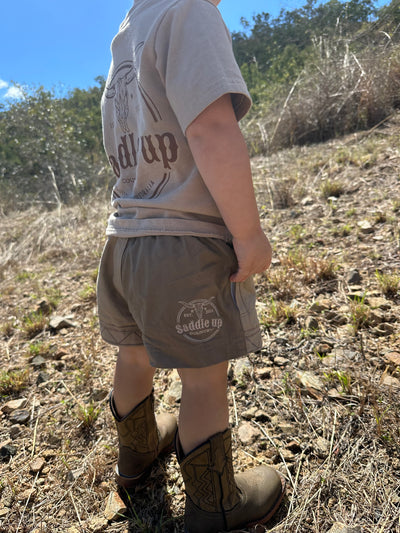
[101,0,251,239]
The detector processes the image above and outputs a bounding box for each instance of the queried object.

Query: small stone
[296,371,325,392]
[346,270,362,284]
[314,436,330,458]
[9,425,23,439]
[2,398,27,414]
[327,523,361,533]
[301,196,313,206]
[347,290,366,301]
[37,371,50,385]
[238,422,260,445]
[381,375,400,389]
[85,516,108,532]
[233,359,253,381]
[357,220,374,234]
[314,343,332,357]
[0,444,17,461]
[385,352,400,365]
[309,301,330,313]
[30,355,46,368]
[241,406,257,420]
[104,491,128,522]
[49,316,77,330]
[274,356,290,366]
[286,441,302,453]
[280,448,296,462]
[305,316,319,330]
[256,367,273,379]
[17,488,36,504]
[166,379,182,405]
[9,409,30,425]
[30,457,46,473]
[367,296,391,310]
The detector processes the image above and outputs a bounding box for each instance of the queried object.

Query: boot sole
[115,439,176,489]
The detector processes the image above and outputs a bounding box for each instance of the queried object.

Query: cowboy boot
[109,390,177,488]
[176,428,285,533]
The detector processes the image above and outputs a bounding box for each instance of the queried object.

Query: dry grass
[1,116,400,532]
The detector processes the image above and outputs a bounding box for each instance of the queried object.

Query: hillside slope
[0,113,399,532]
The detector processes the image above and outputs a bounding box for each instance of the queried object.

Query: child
[97,0,286,531]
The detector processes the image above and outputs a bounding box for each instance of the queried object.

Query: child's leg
[110,344,177,487]
[113,345,155,417]
[178,361,229,454]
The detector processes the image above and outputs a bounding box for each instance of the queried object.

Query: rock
[0,444,17,461]
[37,371,50,385]
[367,296,391,310]
[286,440,302,453]
[85,516,108,532]
[324,311,347,325]
[327,523,361,533]
[314,343,332,357]
[238,422,260,445]
[309,300,330,313]
[256,367,273,379]
[296,371,325,392]
[301,196,313,206]
[305,316,319,330]
[233,358,253,381]
[357,220,374,234]
[166,375,182,405]
[30,355,46,368]
[381,375,400,389]
[2,398,27,414]
[30,457,46,473]
[347,290,366,301]
[104,491,128,522]
[9,425,23,439]
[49,316,77,330]
[241,406,258,420]
[9,409,30,425]
[385,352,400,365]
[346,269,362,284]
[274,356,290,366]
[17,488,36,504]
[314,436,330,458]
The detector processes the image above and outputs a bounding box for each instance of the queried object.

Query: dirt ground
[1,113,399,532]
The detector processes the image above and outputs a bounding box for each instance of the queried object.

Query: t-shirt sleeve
[154,0,251,133]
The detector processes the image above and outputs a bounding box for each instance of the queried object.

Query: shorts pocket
[230,278,257,317]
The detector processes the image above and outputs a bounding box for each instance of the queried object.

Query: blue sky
[0,0,388,102]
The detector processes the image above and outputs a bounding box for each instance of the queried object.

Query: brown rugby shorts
[97,235,262,368]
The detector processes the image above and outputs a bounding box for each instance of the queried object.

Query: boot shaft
[177,429,240,514]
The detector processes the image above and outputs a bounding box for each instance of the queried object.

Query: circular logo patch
[176,297,223,343]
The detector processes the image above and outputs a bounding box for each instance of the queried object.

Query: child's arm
[186,94,272,283]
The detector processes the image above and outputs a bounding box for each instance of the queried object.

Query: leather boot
[176,429,285,533]
[109,390,177,488]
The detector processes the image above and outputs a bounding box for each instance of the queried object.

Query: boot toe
[233,465,285,527]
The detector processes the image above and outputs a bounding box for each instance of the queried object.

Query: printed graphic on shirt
[104,42,178,202]
[176,298,223,343]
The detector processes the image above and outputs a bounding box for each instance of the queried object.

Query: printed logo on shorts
[176,298,223,343]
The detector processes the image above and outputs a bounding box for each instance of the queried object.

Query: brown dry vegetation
[1,114,400,533]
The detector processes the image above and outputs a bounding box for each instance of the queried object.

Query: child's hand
[230,229,272,283]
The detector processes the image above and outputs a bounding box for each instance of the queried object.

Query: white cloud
[5,86,24,99]
[0,79,9,90]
